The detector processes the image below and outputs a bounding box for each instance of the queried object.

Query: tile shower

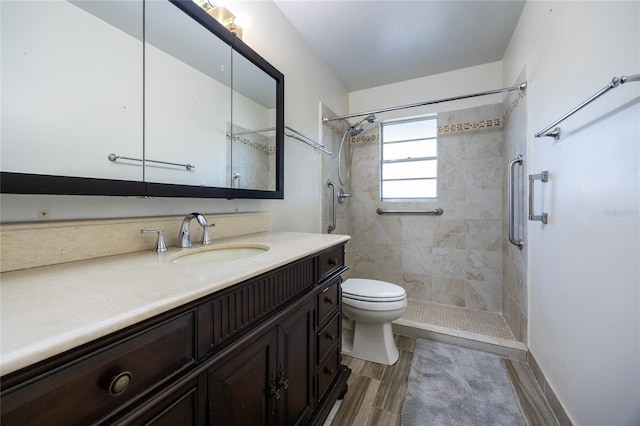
[321,77,528,343]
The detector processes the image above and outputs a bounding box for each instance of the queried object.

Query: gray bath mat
[401,339,524,425]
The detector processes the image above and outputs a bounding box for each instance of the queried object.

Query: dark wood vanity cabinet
[0,310,199,426]
[0,243,349,426]
[208,297,315,426]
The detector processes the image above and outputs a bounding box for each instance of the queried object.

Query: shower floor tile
[399,299,516,341]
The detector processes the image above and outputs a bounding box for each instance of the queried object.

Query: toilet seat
[342,278,406,302]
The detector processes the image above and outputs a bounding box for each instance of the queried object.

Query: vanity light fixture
[193,0,245,39]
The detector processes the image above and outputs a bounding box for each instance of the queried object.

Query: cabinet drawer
[125,374,206,426]
[317,279,340,326]
[1,311,197,426]
[317,314,340,361]
[318,245,344,282]
[317,346,340,402]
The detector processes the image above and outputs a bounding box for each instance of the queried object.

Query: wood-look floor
[331,335,415,426]
[330,335,560,426]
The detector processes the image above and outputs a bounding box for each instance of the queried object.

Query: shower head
[347,114,376,137]
[352,114,377,127]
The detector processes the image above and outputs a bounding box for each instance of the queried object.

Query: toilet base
[342,321,399,365]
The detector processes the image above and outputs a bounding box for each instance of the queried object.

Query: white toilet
[341,278,407,365]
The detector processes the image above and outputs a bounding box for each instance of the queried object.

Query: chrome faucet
[177,213,215,248]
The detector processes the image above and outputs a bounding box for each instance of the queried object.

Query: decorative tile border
[438,118,502,134]
[350,133,379,144]
[322,121,348,138]
[228,135,274,153]
[502,85,527,124]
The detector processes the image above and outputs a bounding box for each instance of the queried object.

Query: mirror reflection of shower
[338,114,377,186]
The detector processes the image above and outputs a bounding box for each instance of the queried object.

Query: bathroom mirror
[230,49,278,191]
[0,0,284,199]
[0,0,144,182]
[144,0,232,188]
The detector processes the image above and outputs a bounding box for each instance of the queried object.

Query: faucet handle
[140,229,168,252]
[200,223,215,246]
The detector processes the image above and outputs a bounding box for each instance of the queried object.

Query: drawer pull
[108,371,132,396]
[328,258,338,266]
[324,297,335,305]
[325,332,336,341]
[324,367,335,376]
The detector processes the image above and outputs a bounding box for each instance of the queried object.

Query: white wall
[349,61,504,120]
[0,1,348,233]
[502,2,640,424]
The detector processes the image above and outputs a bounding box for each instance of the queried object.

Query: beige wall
[334,103,507,313]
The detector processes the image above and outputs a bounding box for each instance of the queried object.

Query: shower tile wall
[502,69,529,341]
[333,103,506,313]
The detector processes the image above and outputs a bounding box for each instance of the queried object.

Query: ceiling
[274,0,526,92]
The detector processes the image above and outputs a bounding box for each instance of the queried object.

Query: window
[380,115,438,200]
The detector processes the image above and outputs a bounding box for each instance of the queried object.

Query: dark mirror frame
[0,0,284,200]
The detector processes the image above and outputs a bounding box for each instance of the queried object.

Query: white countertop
[0,231,350,376]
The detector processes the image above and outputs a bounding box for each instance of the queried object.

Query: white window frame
[380,114,438,201]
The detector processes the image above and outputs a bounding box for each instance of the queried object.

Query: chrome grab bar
[528,171,549,224]
[508,155,524,250]
[376,208,443,215]
[108,153,195,171]
[327,180,336,233]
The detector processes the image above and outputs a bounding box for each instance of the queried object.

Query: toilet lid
[342,278,406,302]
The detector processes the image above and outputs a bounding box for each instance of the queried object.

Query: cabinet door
[277,299,315,426]
[208,328,278,426]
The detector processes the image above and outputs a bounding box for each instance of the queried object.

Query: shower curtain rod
[322,82,527,123]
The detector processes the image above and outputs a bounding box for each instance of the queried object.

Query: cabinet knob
[108,371,132,396]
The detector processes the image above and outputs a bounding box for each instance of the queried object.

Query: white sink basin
[170,245,269,265]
